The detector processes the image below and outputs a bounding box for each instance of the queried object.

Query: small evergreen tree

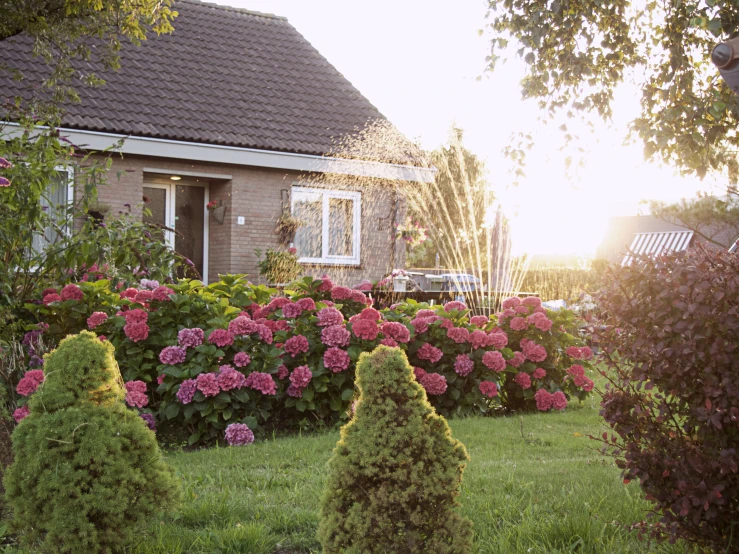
[3,331,181,553]
[318,345,473,554]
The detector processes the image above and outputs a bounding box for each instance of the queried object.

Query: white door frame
[143,181,209,283]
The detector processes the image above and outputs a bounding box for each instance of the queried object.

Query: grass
[2,395,689,553]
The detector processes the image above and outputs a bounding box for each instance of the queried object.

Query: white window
[31,166,74,255]
[291,186,361,265]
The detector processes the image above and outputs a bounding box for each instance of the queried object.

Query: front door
[143,182,208,281]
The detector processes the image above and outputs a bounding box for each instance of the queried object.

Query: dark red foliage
[596,246,739,551]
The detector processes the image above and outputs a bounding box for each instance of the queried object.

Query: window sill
[299,261,362,269]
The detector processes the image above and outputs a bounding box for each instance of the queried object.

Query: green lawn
[2,395,689,553]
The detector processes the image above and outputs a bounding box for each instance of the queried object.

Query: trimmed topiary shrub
[317,345,473,554]
[3,331,181,553]
[597,246,739,550]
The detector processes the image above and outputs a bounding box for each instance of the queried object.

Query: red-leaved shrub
[596,246,739,550]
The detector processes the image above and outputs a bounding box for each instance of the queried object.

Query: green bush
[317,345,473,554]
[3,331,181,553]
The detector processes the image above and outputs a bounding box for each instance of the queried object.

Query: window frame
[291,186,361,266]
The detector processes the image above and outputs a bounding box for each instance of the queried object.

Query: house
[0,0,434,283]
[596,214,735,265]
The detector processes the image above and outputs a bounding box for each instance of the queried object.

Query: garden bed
[1,400,683,554]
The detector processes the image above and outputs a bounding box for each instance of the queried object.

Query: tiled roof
[0,0,419,161]
[621,231,694,266]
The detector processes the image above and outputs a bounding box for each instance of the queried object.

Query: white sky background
[221,0,725,256]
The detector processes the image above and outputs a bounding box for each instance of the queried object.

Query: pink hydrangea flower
[266,297,291,312]
[522,296,542,308]
[413,367,427,380]
[420,372,447,395]
[318,274,334,292]
[380,338,398,347]
[234,352,251,367]
[297,297,316,311]
[469,330,489,349]
[288,365,312,397]
[124,321,149,342]
[87,311,108,329]
[330,286,352,300]
[417,343,443,363]
[454,354,474,377]
[60,284,83,301]
[16,370,45,397]
[527,312,553,332]
[134,290,153,304]
[124,380,148,408]
[13,405,30,423]
[277,364,289,379]
[152,285,175,301]
[501,297,521,310]
[354,279,373,291]
[229,316,258,336]
[439,318,454,330]
[282,302,303,318]
[510,317,527,331]
[217,366,247,391]
[416,309,436,318]
[444,301,466,312]
[196,373,220,397]
[479,381,498,398]
[324,347,351,372]
[360,307,381,321]
[352,319,379,341]
[317,307,344,327]
[123,309,148,324]
[380,322,410,343]
[582,378,594,392]
[522,339,547,362]
[285,334,310,357]
[470,315,489,327]
[350,290,369,304]
[177,379,198,404]
[552,391,568,410]
[410,317,430,334]
[244,372,277,395]
[208,329,234,347]
[159,346,187,365]
[514,305,529,314]
[579,346,593,360]
[157,374,166,385]
[487,331,508,349]
[498,308,516,321]
[178,327,204,348]
[321,325,351,347]
[257,324,273,344]
[482,350,506,372]
[225,423,255,446]
[532,367,547,379]
[566,364,587,386]
[446,327,470,344]
[120,287,139,300]
[43,293,61,305]
[514,372,531,389]
[509,351,526,368]
[535,389,553,411]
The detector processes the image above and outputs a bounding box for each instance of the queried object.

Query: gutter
[2,124,436,184]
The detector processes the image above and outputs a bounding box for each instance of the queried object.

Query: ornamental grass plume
[317,345,473,554]
[3,331,180,553]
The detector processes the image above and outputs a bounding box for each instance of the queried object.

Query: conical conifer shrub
[3,331,180,553]
[318,345,473,554]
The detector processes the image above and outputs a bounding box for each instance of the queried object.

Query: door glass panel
[328,197,354,257]
[292,189,323,258]
[142,186,168,245]
[32,170,69,255]
[174,185,205,278]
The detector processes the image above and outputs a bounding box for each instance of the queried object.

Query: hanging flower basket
[207,200,227,225]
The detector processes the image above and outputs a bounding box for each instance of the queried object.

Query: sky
[221,0,724,257]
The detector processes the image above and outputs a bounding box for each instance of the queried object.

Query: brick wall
[82,153,406,285]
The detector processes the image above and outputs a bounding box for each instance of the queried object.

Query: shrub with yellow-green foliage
[317,345,473,554]
[3,331,181,553]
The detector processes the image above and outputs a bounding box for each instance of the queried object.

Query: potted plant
[394,216,428,248]
[391,268,410,292]
[275,213,304,245]
[207,200,227,224]
[255,247,302,285]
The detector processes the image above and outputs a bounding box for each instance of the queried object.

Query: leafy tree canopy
[649,193,739,247]
[486,0,739,183]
